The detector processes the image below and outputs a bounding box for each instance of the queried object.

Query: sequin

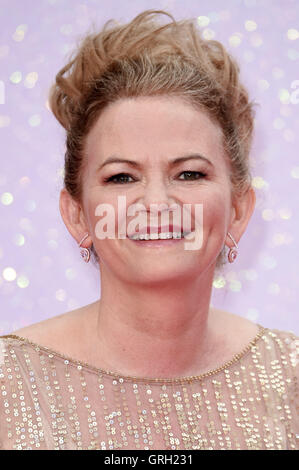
[0,326,298,450]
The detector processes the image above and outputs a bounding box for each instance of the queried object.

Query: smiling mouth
[128,231,193,241]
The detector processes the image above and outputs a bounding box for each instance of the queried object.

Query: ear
[59,188,92,249]
[228,186,256,248]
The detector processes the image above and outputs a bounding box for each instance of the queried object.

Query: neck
[89,267,221,378]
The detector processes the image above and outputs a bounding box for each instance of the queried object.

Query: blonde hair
[48,9,258,272]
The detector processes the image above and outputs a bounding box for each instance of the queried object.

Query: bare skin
[12,96,257,379]
[12,301,260,378]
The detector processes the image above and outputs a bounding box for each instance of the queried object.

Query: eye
[178,171,207,181]
[104,173,135,184]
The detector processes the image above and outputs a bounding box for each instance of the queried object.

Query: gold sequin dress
[0,324,298,450]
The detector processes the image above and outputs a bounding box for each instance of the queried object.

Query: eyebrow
[97,153,214,171]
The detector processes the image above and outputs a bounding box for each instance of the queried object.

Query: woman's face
[81,96,234,284]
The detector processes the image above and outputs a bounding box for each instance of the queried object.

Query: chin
[128,262,200,284]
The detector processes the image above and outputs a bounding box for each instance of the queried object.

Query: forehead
[84,96,226,168]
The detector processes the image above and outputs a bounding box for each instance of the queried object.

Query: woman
[0,10,298,450]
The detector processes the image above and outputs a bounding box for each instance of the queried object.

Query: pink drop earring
[78,233,91,263]
[78,231,238,264]
[227,232,238,263]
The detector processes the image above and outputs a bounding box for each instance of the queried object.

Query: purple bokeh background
[0,0,298,335]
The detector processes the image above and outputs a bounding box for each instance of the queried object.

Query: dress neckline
[0,324,268,384]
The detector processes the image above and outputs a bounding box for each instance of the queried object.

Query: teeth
[130,232,187,240]
[159,232,168,239]
[173,232,181,239]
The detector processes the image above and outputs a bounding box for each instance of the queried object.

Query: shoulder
[9,312,76,345]
[252,324,299,383]
[262,326,299,363]
[258,323,298,351]
[217,312,299,401]
[210,308,262,347]
[3,302,97,354]
[211,308,298,364]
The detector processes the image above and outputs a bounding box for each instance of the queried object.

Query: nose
[137,178,180,228]
[140,178,174,214]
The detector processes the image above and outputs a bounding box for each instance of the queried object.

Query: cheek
[187,186,230,224]
[205,198,226,219]
[204,191,232,234]
[84,190,119,234]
